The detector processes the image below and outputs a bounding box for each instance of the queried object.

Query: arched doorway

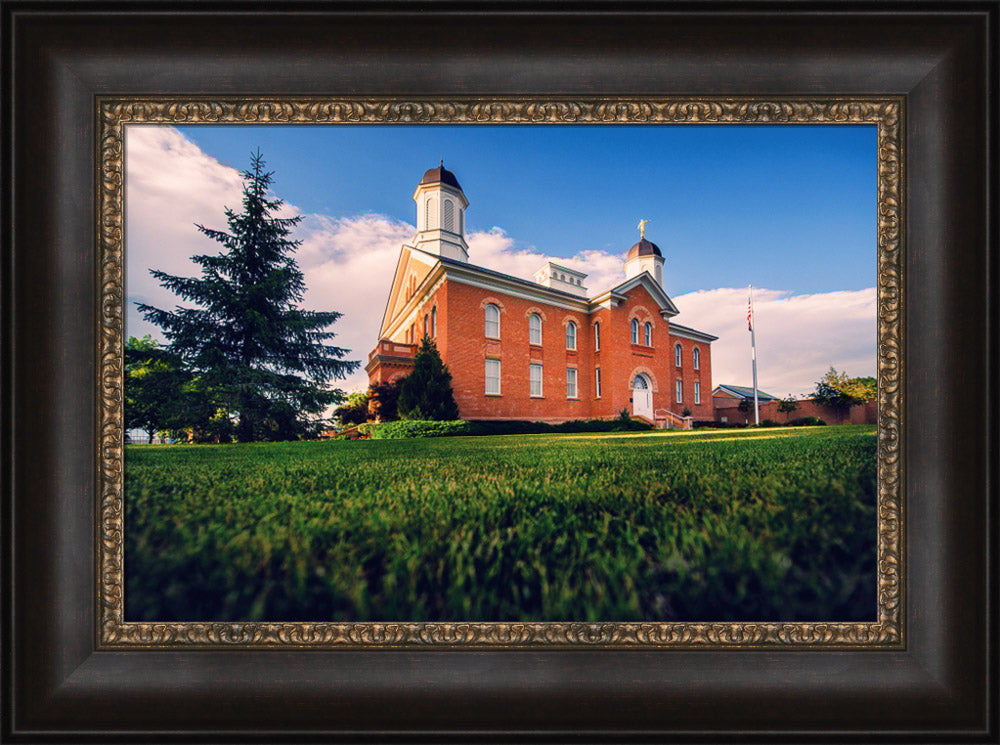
[632,374,652,420]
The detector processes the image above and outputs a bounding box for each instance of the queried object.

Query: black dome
[420,163,462,190]
[627,238,662,260]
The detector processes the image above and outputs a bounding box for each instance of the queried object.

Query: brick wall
[713,396,877,426]
[434,280,713,422]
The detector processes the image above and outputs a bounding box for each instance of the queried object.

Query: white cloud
[293,213,415,392]
[671,287,877,397]
[466,228,625,293]
[125,125,245,306]
[125,126,876,399]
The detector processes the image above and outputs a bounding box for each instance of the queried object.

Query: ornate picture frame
[4,3,995,741]
[99,96,902,649]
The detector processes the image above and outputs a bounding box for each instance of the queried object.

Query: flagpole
[749,284,760,426]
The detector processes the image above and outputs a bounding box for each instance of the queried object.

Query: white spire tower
[411,161,469,262]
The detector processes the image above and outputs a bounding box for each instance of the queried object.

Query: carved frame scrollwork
[98,97,903,648]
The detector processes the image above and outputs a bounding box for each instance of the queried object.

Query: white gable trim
[606,272,680,317]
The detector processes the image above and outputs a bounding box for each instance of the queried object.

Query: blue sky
[125,123,878,396]
[175,124,876,297]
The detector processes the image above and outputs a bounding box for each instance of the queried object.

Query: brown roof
[420,164,462,190]
[627,238,662,260]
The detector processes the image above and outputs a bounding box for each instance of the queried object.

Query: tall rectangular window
[529,364,543,397]
[675,379,683,403]
[694,381,701,404]
[594,322,600,351]
[566,368,578,398]
[595,368,601,398]
[486,359,501,395]
[431,306,437,337]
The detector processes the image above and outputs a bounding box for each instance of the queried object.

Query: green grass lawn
[124,425,877,623]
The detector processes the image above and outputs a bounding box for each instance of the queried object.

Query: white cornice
[669,324,719,343]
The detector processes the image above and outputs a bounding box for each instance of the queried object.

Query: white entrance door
[632,374,652,419]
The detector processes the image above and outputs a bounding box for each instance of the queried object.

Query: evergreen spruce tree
[397,336,459,421]
[138,151,359,441]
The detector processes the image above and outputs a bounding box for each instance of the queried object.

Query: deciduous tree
[813,367,877,412]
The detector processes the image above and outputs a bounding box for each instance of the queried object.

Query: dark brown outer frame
[2,3,996,742]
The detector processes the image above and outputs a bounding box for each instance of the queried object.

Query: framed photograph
[4,2,996,741]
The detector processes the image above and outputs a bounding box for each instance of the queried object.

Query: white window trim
[529,363,544,398]
[675,379,683,403]
[529,313,542,346]
[485,304,500,339]
[595,367,601,399]
[631,318,639,344]
[644,321,652,346]
[594,322,601,351]
[693,347,700,370]
[675,344,683,367]
[694,380,701,405]
[566,367,578,399]
[566,321,577,350]
[486,358,501,395]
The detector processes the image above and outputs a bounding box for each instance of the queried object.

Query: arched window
[425,196,436,229]
[485,303,500,338]
[443,199,455,231]
[692,347,700,370]
[431,306,437,337]
[631,318,639,344]
[675,343,683,367]
[566,321,577,350]
[423,314,429,338]
[594,322,601,351]
[529,313,542,345]
[644,321,652,346]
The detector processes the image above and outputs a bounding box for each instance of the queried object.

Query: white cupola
[623,219,664,286]
[533,262,588,298]
[411,161,469,262]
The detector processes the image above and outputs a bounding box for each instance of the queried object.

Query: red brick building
[366,164,717,426]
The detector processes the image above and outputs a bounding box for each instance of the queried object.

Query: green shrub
[787,416,827,427]
[356,422,379,438]
[370,419,471,439]
[465,419,653,436]
[760,419,781,427]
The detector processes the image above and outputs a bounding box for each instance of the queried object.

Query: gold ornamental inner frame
[98,96,903,649]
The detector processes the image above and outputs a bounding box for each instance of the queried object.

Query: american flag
[747,295,753,332]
